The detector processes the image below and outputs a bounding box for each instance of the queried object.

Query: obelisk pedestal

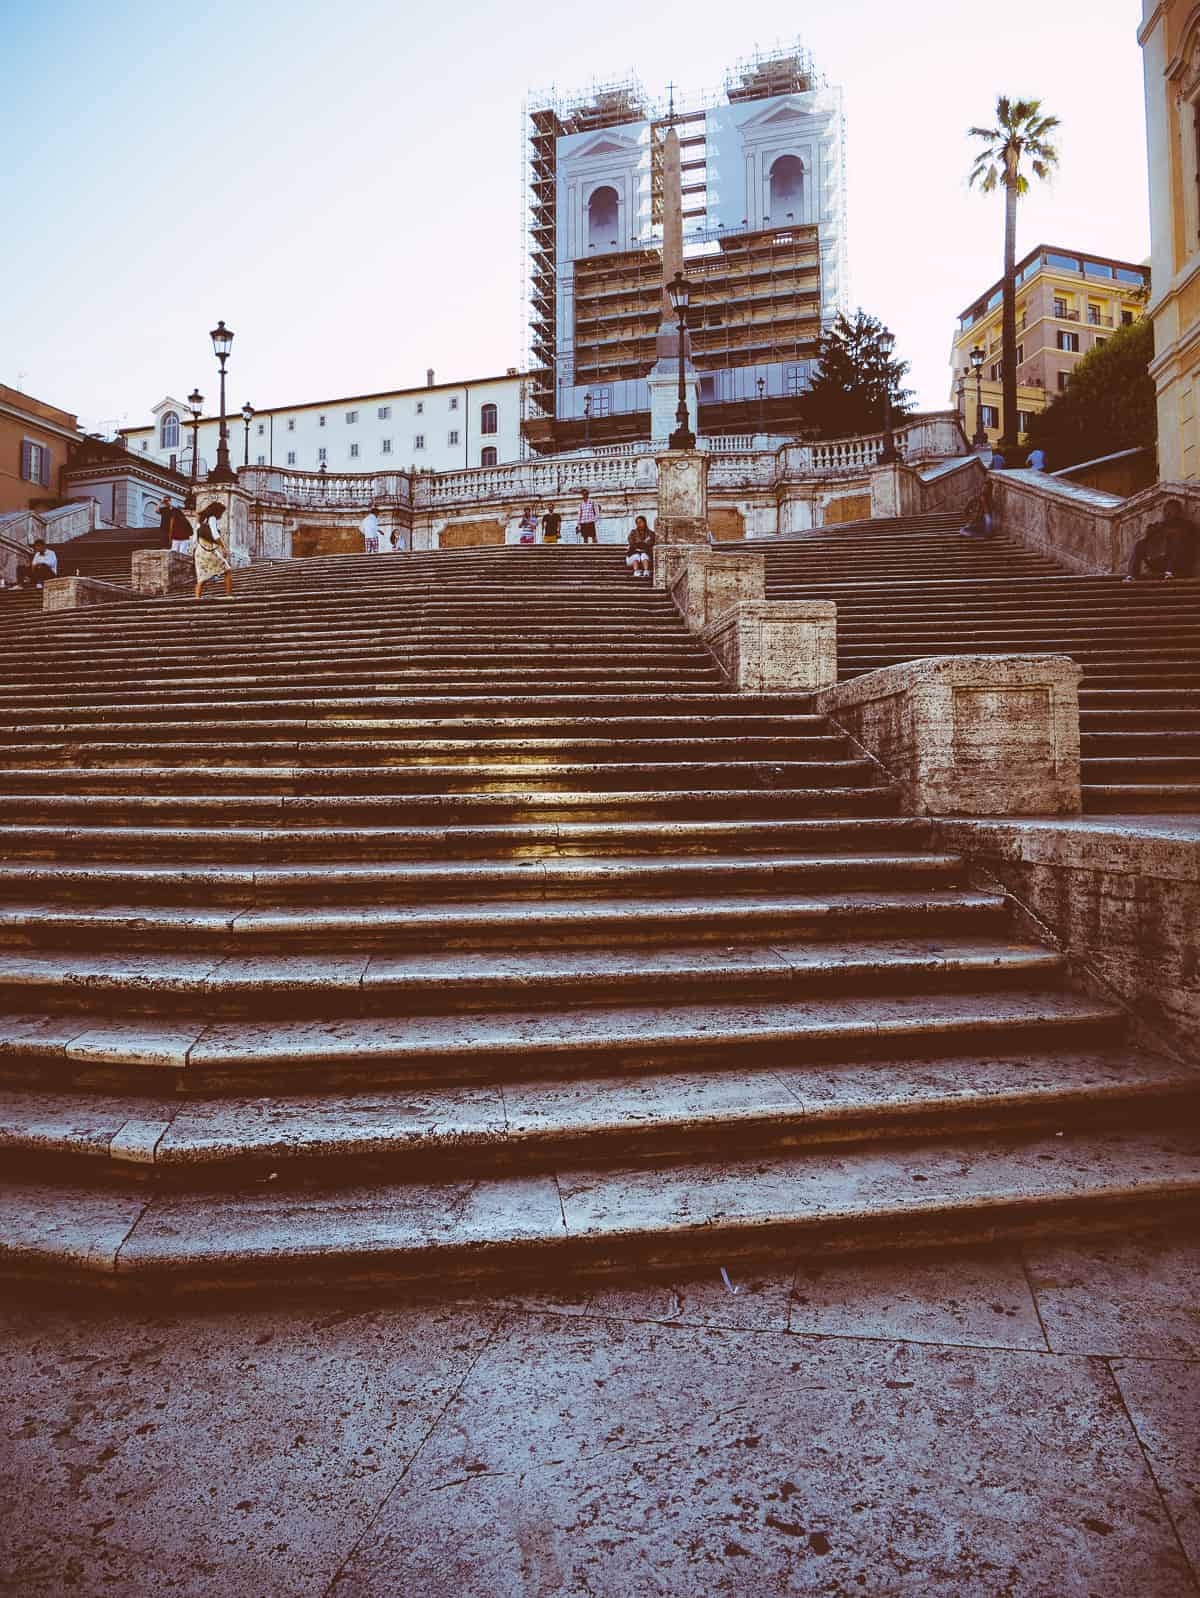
[648,121,699,446]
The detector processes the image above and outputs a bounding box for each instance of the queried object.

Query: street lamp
[208,319,236,483]
[877,331,900,464]
[583,392,592,450]
[186,388,203,507]
[970,344,988,449]
[666,270,695,451]
[241,402,255,468]
[756,374,766,433]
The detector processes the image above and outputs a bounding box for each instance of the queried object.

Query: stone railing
[239,466,413,509]
[0,500,103,548]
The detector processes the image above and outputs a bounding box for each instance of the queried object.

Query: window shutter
[20,441,32,482]
[40,445,51,487]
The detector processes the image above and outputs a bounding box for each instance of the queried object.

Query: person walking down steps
[193,501,234,601]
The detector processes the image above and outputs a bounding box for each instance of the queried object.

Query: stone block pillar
[42,576,131,612]
[131,550,195,595]
[655,448,709,545]
[669,548,764,633]
[704,600,838,692]
[816,654,1083,816]
[197,483,253,564]
[869,461,906,520]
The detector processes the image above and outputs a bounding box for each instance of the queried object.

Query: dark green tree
[1026,317,1156,469]
[800,310,914,440]
[968,96,1060,450]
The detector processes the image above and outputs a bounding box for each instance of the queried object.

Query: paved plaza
[3,1225,1197,1597]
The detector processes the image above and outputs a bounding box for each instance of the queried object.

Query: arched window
[480,446,498,467]
[480,403,498,435]
[160,411,180,449]
[588,184,619,251]
[768,155,805,225]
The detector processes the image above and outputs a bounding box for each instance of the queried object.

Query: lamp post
[241,402,255,468]
[583,392,592,450]
[970,344,988,449]
[208,319,236,483]
[666,270,695,451]
[756,374,765,433]
[186,388,203,508]
[877,331,899,464]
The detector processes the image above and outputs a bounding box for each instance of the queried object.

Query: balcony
[1052,307,1081,322]
[1086,313,1115,328]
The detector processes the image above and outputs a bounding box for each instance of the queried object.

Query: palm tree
[968,97,1060,450]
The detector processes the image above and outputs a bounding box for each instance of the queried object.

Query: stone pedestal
[669,548,765,633]
[198,482,253,563]
[42,576,131,612]
[869,461,906,520]
[816,654,1083,817]
[655,448,709,545]
[704,600,838,692]
[131,550,195,596]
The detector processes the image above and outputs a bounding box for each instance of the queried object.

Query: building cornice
[0,399,82,447]
[119,371,529,437]
[1138,1,1168,47]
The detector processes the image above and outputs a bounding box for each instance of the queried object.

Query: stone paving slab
[1024,1228,1200,1357]
[1111,1358,1200,1576]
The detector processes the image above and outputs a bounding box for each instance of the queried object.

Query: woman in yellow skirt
[194,501,234,600]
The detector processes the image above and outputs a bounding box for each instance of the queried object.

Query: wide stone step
[0,986,1120,1094]
[0,934,1062,1019]
[1084,783,1200,813]
[0,785,899,825]
[8,1123,1197,1293]
[0,849,963,907]
[0,758,880,796]
[0,816,932,864]
[0,1046,1189,1183]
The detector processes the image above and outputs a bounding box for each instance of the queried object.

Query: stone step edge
[6,1126,1198,1292]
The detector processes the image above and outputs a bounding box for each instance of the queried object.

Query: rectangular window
[257,421,265,435]
[980,404,1000,429]
[1084,261,1114,279]
[591,387,612,417]
[1056,330,1080,352]
[319,415,326,427]
[414,434,425,450]
[1087,305,1102,325]
[1017,411,1032,434]
[318,446,327,462]
[989,361,1002,382]
[256,454,265,465]
[1121,309,1135,326]
[1016,344,1024,365]
[19,440,50,486]
[377,406,391,420]
[381,438,392,455]
[448,429,459,445]
[1117,266,1146,286]
[783,363,808,396]
[1095,336,1107,348]
[287,418,295,431]
[1046,251,1080,272]
[1057,371,1070,391]
[415,401,424,415]
[287,450,296,465]
[349,442,359,458]
[1053,297,1068,318]
[449,396,459,410]
[345,410,358,424]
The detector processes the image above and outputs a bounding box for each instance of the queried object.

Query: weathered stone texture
[704,599,838,692]
[130,549,194,595]
[669,548,764,633]
[655,447,709,543]
[41,575,131,612]
[818,654,1083,817]
[937,816,1200,1054]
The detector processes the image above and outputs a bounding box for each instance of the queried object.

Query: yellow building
[950,245,1150,450]
[1140,1,1200,480]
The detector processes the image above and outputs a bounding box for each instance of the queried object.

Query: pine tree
[800,311,914,440]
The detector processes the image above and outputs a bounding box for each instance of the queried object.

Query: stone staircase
[54,524,171,586]
[728,512,1200,813]
[0,543,1196,1296]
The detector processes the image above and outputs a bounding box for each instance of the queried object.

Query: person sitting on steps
[1125,499,1198,582]
[193,501,234,600]
[958,478,995,539]
[22,538,58,589]
[625,515,656,578]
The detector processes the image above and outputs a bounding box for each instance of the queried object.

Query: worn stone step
[0,886,1006,955]
[0,986,1121,1094]
[0,933,1056,1020]
[7,1124,1197,1293]
[1,1047,1190,1184]
[1084,783,1200,812]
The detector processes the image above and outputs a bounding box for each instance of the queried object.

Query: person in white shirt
[26,539,58,589]
[360,509,381,554]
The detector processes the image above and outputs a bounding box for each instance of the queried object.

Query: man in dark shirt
[541,508,562,544]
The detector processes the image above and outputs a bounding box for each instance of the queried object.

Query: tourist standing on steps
[1026,446,1047,471]
[625,516,656,578]
[193,501,234,600]
[517,506,538,544]
[360,507,381,554]
[541,506,562,544]
[157,498,174,537]
[576,488,600,543]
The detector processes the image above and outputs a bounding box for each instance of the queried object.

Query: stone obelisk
[647,121,699,445]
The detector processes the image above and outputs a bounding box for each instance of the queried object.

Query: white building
[121,370,527,479]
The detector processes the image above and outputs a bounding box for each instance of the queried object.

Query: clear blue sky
[4,0,1150,431]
